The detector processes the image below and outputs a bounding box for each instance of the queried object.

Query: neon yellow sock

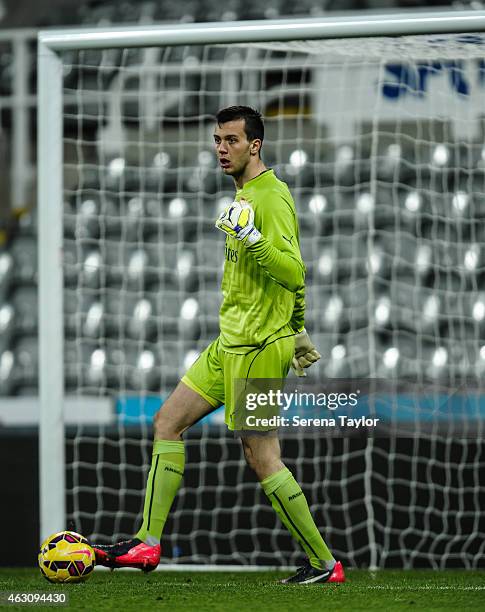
[261,467,335,570]
[135,440,185,544]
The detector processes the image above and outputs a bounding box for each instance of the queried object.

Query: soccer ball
[38,531,95,583]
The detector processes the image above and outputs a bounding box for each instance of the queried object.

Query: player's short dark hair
[216,106,264,145]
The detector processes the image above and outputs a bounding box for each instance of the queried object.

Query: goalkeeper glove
[292,329,321,377]
[215,199,261,245]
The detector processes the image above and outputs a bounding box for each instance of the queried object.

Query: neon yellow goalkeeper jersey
[219,169,306,354]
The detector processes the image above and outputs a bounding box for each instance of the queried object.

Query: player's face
[213,120,254,177]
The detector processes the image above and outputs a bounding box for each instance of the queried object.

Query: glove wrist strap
[244,228,262,245]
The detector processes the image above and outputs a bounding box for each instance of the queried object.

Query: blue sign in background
[116,393,485,426]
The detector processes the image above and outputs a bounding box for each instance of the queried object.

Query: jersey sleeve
[290,285,305,333]
[245,191,305,293]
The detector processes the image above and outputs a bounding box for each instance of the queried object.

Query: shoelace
[296,561,312,574]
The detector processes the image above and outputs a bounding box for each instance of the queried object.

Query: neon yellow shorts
[182,333,295,430]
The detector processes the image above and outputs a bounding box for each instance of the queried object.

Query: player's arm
[215,198,304,293]
[254,202,321,376]
[245,234,304,293]
[290,284,305,334]
[288,268,321,376]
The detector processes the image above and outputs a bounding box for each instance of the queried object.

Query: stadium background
[1,0,485,570]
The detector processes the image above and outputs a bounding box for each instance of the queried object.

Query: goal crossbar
[39,10,485,50]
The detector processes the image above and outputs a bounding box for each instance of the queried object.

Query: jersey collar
[237,168,273,192]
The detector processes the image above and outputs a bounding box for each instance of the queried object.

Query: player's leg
[134,379,220,546]
[230,333,344,584]
[241,434,343,584]
[93,340,224,570]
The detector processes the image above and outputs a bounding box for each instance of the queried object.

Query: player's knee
[243,446,271,478]
[153,409,165,433]
[245,454,271,480]
[243,441,284,480]
[153,409,179,440]
[243,445,257,471]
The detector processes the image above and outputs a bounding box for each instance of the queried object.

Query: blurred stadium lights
[128,196,144,217]
[181,297,199,320]
[336,144,353,165]
[331,344,346,361]
[375,296,391,327]
[183,349,199,371]
[153,151,170,168]
[0,303,14,334]
[325,343,347,377]
[463,244,480,272]
[383,346,399,370]
[0,350,14,389]
[367,245,384,275]
[186,165,217,194]
[77,198,100,238]
[0,252,13,282]
[356,192,374,215]
[198,150,215,167]
[452,190,469,214]
[404,190,422,212]
[128,249,149,279]
[386,143,401,162]
[289,149,308,169]
[133,298,152,322]
[422,294,440,326]
[317,248,335,279]
[472,295,485,322]
[432,346,448,368]
[431,143,450,168]
[15,337,38,385]
[107,157,126,178]
[0,252,13,293]
[84,302,104,338]
[129,349,159,390]
[333,144,361,186]
[415,245,432,276]
[79,198,97,218]
[168,197,188,219]
[82,251,102,287]
[216,196,232,214]
[138,350,155,371]
[308,194,327,214]
[176,249,194,278]
[378,143,404,181]
[322,294,343,328]
[127,298,157,340]
[88,348,106,384]
[478,145,485,168]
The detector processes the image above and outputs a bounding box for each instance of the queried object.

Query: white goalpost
[38,10,485,569]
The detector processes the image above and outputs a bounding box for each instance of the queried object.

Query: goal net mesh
[60,33,485,568]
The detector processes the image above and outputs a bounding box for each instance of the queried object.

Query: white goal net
[39,16,485,569]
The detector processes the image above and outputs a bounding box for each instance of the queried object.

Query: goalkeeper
[94,106,344,585]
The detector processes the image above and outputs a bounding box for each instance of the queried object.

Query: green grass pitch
[1,568,485,611]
